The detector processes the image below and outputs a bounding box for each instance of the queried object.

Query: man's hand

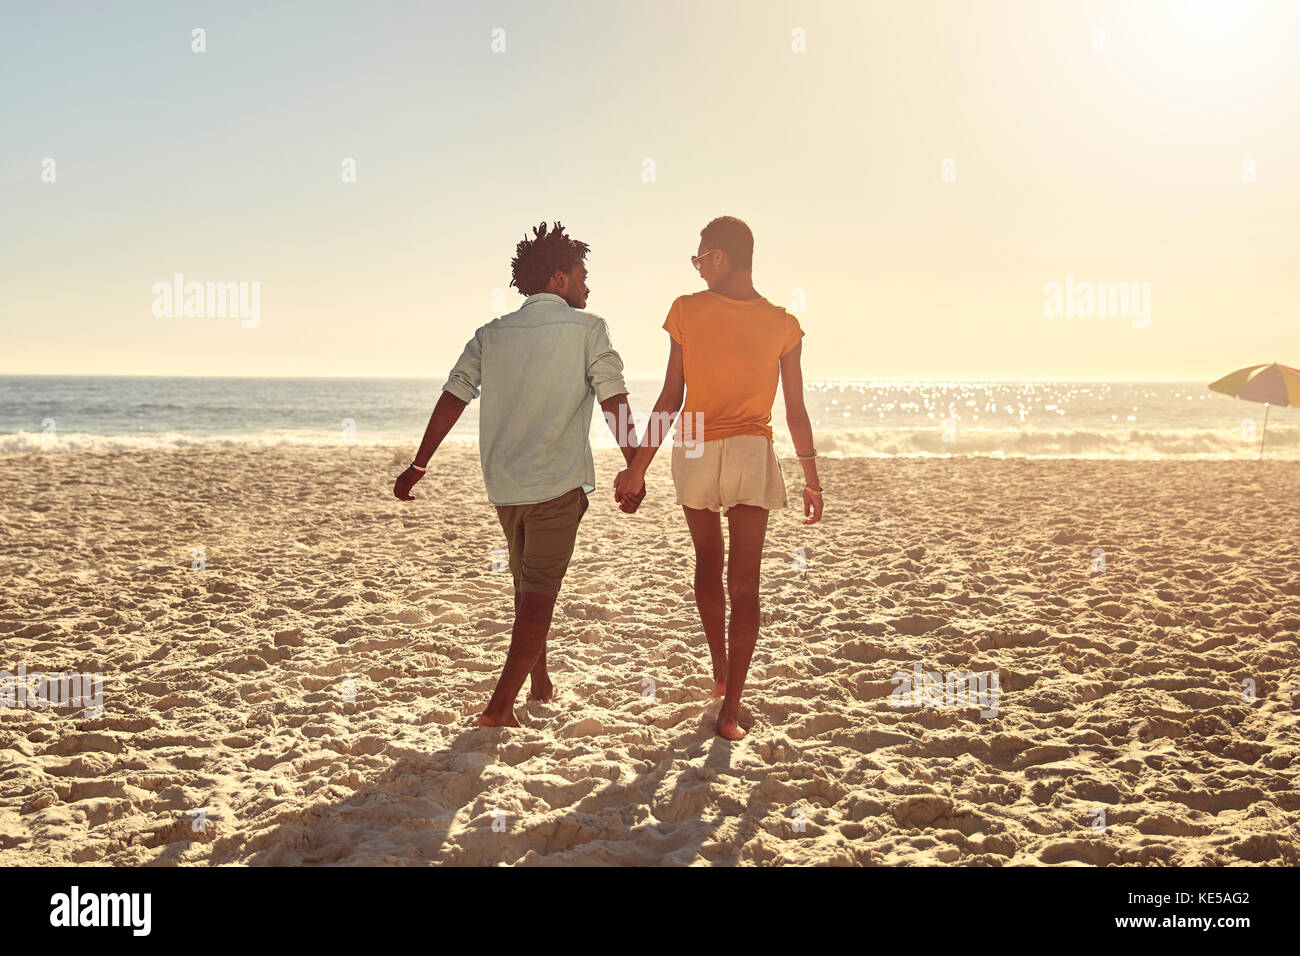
[393,466,424,501]
[614,469,646,514]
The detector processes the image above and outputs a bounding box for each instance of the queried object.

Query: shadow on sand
[229,719,742,866]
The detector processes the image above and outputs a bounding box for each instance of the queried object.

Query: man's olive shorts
[494,486,589,599]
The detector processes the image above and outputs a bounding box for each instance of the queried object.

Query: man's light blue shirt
[441,293,628,506]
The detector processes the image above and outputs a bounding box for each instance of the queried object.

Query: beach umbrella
[1208,362,1300,461]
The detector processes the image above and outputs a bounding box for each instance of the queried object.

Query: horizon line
[0,372,1223,385]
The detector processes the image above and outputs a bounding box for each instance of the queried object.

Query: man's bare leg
[683,506,727,697]
[514,590,553,701]
[478,590,557,726]
[529,637,553,701]
[718,504,769,740]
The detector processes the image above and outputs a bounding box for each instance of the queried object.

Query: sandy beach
[1,445,1297,866]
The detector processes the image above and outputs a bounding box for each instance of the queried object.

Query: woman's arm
[779,342,823,524]
[614,338,684,504]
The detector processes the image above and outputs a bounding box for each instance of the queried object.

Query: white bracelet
[409,460,426,473]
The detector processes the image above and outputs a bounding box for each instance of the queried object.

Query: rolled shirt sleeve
[586,317,628,403]
[442,327,485,402]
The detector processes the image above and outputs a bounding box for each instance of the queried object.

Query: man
[393,221,643,727]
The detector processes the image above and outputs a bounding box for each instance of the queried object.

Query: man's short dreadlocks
[509,221,590,296]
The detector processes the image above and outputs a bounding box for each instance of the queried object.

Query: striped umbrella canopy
[1209,362,1300,407]
[1208,362,1300,461]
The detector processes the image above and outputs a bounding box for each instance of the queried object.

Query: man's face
[556,262,589,309]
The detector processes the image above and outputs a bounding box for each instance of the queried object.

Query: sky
[2,0,1298,382]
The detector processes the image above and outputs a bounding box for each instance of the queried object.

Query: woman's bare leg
[682,506,727,696]
[719,504,769,739]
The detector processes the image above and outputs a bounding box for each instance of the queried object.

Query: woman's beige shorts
[671,434,788,515]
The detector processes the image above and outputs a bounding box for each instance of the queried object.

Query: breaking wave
[775,425,1300,460]
[5,426,1298,460]
[0,430,477,453]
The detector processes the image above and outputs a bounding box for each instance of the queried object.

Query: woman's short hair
[700,216,754,271]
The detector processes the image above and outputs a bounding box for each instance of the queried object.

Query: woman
[615,216,823,740]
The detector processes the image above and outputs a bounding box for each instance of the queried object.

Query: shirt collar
[522,293,566,306]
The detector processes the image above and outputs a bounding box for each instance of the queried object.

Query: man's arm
[414,390,469,467]
[394,329,482,501]
[614,338,685,504]
[393,391,468,500]
[599,392,639,467]
[599,392,644,512]
[586,318,645,512]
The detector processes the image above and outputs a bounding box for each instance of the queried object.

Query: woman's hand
[802,486,823,524]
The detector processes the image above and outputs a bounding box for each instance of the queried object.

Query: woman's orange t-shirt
[662,290,804,443]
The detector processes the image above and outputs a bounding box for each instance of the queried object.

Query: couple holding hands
[393,216,822,740]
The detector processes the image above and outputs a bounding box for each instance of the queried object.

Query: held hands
[393,466,424,501]
[613,469,646,514]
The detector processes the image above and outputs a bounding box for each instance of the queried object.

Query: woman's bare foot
[476,709,520,728]
[528,679,554,703]
[716,714,747,740]
[710,679,726,699]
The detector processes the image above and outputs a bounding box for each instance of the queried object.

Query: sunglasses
[691,249,721,271]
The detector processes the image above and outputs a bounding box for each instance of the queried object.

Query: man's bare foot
[476,709,520,728]
[716,714,747,740]
[710,680,726,699]
[528,680,554,702]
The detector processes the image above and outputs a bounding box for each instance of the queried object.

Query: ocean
[1,376,1295,460]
